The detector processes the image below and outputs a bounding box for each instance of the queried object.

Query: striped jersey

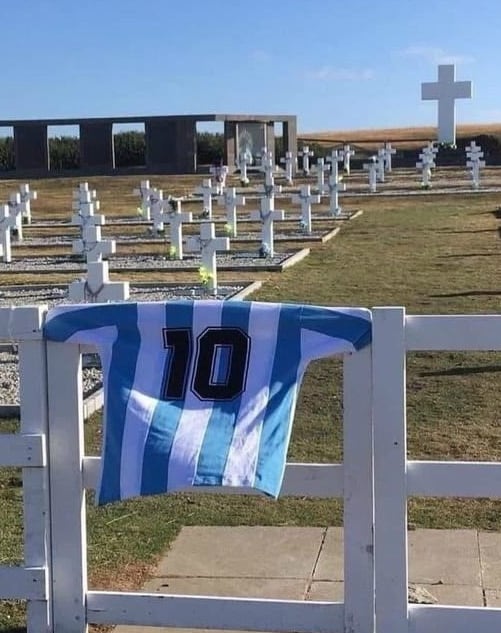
[44,300,371,505]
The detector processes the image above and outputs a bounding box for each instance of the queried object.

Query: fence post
[343,345,374,633]
[372,307,408,633]
[17,306,51,632]
[46,341,87,633]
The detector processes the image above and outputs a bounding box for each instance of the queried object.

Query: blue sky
[2,0,499,134]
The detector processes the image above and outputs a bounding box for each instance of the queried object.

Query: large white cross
[250,196,285,258]
[185,222,230,294]
[298,146,314,175]
[72,224,115,263]
[164,198,193,259]
[149,189,167,233]
[421,64,472,145]
[217,187,245,237]
[18,184,37,225]
[69,261,129,303]
[133,180,155,220]
[0,204,17,263]
[315,158,331,192]
[194,178,219,219]
[280,151,296,185]
[292,184,321,234]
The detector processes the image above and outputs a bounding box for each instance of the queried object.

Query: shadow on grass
[420,364,501,377]
[435,228,498,234]
[429,290,501,298]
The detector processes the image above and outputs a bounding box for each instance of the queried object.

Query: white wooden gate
[0,304,374,633]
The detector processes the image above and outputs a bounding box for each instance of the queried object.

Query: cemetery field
[3,177,501,629]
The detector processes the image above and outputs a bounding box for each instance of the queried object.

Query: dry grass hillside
[299,123,501,150]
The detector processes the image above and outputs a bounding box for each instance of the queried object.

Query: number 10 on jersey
[161,327,251,402]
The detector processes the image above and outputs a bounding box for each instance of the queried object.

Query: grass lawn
[2,175,501,630]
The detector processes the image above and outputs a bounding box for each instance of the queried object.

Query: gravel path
[0,252,296,272]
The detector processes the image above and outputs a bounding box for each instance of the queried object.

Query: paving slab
[479,531,501,590]
[312,527,344,581]
[156,526,326,578]
[307,580,344,601]
[408,528,481,586]
[419,583,484,606]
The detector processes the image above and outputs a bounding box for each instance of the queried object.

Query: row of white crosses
[465,141,485,190]
[70,184,129,302]
[362,143,397,193]
[0,184,38,262]
[416,143,438,188]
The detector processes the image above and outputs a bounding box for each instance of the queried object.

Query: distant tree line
[1,131,501,171]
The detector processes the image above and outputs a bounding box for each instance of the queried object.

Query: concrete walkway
[114,526,501,632]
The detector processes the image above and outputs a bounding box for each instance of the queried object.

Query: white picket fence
[1,304,501,632]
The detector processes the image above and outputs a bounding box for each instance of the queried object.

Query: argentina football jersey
[44,300,371,505]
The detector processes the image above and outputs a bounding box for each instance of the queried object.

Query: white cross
[185,222,230,294]
[324,172,346,216]
[69,261,129,303]
[0,204,17,263]
[133,180,155,220]
[71,191,104,229]
[250,196,285,258]
[382,143,397,172]
[236,152,251,185]
[259,149,276,187]
[18,184,37,225]
[149,189,167,233]
[7,193,23,241]
[209,164,229,195]
[73,182,100,211]
[326,150,344,182]
[421,64,472,145]
[292,184,321,234]
[280,151,296,185]
[164,198,193,259]
[72,224,115,264]
[194,178,219,219]
[416,146,437,188]
[217,187,245,237]
[340,145,355,174]
[298,145,314,175]
[315,158,331,191]
[376,149,386,183]
[363,158,378,193]
[465,141,485,190]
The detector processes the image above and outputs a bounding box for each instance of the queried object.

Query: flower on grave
[198,266,213,286]
[259,242,271,258]
[224,223,234,236]
[168,245,177,259]
[136,206,143,216]
[299,220,308,232]
[200,207,210,218]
